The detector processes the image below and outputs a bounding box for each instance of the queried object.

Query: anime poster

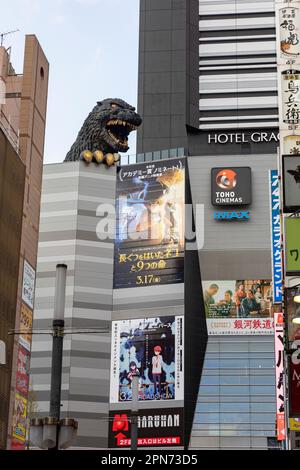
[202,280,274,335]
[110,316,184,403]
[12,394,27,442]
[114,159,185,289]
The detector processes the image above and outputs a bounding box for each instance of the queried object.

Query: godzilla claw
[80,150,93,163]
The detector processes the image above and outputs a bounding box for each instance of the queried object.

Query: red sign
[109,408,183,448]
[274,312,286,440]
[290,339,300,416]
[16,345,30,396]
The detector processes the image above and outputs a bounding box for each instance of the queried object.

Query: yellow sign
[290,418,300,431]
[19,303,33,351]
[12,393,27,442]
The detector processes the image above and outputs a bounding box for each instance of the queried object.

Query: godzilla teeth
[106,120,137,130]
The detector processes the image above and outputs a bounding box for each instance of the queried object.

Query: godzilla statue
[64,98,142,166]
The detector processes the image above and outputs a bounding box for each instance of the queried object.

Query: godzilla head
[64,98,142,164]
[97,98,142,153]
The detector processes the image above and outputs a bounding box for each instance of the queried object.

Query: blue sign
[269,170,283,303]
[214,211,250,220]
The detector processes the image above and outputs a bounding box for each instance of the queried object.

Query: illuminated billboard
[211,167,252,206]
[108,408,184,448]
[202,280,273,335]
[113,159,185,289]
[110,316,184,403]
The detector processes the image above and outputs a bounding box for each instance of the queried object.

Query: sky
[0,0,140,163]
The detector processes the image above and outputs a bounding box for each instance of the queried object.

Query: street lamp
[30,417,78,450]
[293,287,300,304]
[29,264,78,450]
[292,305,300,325]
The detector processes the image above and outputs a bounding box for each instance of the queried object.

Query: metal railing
[120,147,187,166]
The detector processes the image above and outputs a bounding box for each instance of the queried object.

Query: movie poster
[202,280,273,335]
[114,159,185,289]
[110,316,184,403]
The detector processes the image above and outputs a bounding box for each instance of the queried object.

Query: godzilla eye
[111,103,118,109]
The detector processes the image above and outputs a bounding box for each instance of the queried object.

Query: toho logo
[216,169,237,190]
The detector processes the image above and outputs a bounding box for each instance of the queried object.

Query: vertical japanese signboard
[11,259,36,450]
[113,158,185,289]
[285,218,300,272]
[269,170,283,303]
[274,312,286,440]
[285,287,300,417]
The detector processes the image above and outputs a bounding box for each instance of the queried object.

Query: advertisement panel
[290,342,300,417]
[269,170,283,303]
[211,167,252,206]
[110,316,184,403]
[108,408,184,448]
[279,6,300,60]
[283,134,300,155]
[285,218,300,272]
[19,303,33,351]
[283,155,300,213]
[202,280,274,335]
[16,344,30,396]
[281,70,300,125]
[12,393,27,442]
[285,286,300,343]
[22,260,35,309]
[274,312,286,441]
[114,159,185,289]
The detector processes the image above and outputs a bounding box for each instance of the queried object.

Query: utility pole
[130,375,139,451]
[49,264,67,450]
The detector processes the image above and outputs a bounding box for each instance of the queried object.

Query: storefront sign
[279,6,300,59]
[108,408,184,448]
[211,167,252,207]
[110,316,184,403]
[281,70,300,125]
[269,170,283,303]
[274,312,286,440]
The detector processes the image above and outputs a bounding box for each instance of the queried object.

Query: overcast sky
[0,0,140,163]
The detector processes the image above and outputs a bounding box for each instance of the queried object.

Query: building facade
[0,36,49,449]
[137,0,280,450]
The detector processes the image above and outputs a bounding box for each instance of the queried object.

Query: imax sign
[214,211,250,221]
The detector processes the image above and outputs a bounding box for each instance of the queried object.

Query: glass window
[201,376,220,386]
[153,151,161,161]
[136,153,145,163]
[220,413,250,424]
[250,375,275,386]
[250,402,276,413]
[220,402,249,413]
[177,147,185,157]
[129,154,137,164]
[220,359,249,369]
[193,413,219,424]
[220,385,250,396]
[220,375,249,385]
[161,149,169,159]
[195,402,219,413]
[251,413,275,424]
[198,385,219,395]
[170,148,178,158]
[203,359,220,369]
[249,358,274,369]
[145,152,153,162]
[250,385,275,395]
